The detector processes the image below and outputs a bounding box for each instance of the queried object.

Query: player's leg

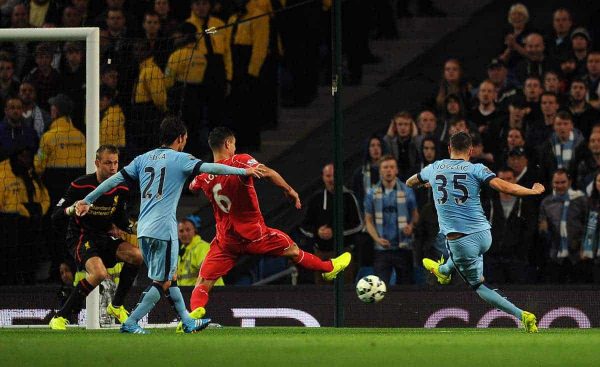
[51,236,110,330]
[107,240,143,323]
[121,237,164,334]
[190,239,236,311]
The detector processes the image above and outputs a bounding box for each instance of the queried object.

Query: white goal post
[0,27,101,329]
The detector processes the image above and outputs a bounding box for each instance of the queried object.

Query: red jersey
[190,154,267,242]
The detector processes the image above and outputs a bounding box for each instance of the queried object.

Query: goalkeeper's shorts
[69,233,123,270]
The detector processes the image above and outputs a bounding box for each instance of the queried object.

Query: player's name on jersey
[436,163,469,171]
[148,153,167,161]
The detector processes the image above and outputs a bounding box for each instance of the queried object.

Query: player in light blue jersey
[76,117,264,334]
[406,132,545,333]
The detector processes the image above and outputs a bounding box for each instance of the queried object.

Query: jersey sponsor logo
[247,159,258,166]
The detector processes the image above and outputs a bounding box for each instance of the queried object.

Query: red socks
[190,284,210,310]
[294,250,334,272]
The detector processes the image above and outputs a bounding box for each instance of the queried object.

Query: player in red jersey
[187,127,351,318]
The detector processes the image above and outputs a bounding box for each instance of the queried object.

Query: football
[356,275,386,303]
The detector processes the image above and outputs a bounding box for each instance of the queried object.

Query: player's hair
[449,131,472,152]
[554,110,573,123]
[95,144,119,159]
[208,126,235,150]
[160,116,187,145]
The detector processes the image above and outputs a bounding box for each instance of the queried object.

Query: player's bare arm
[260,164,301,209]
[488,177,545,196]
[406,174,430,189]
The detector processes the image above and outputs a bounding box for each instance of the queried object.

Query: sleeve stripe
[483,175,496,186]
[120,169,135,185]
[191,161,203,176]
[417,173,425,183]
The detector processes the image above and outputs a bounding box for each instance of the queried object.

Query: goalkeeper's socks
[56,278,95,318]
[112,262,139,307]
[190,284,210,310]
[293,250,334,272]
[126,283,162,325]
[475,284,523,319]
[166,285,192,324]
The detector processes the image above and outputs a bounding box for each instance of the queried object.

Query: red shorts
[199,227,294,280]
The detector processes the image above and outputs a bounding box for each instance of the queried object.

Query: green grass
[1,328,599,367]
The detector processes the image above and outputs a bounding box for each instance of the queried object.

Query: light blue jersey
[418,159,495,236]
[83,148,247,242]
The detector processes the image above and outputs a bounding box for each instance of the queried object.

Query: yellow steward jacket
[249,0,285,56]
[100,105,126,148]
[227,8,270,77]
[186,14,233,81]
[177,234,224,286]
[133,57,167,112]
[165,43,207,87]
[34,116,85,174]
[0,159,50,217]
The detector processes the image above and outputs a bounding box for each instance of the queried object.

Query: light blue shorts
[139,237,178,281]
[446,229,492,287]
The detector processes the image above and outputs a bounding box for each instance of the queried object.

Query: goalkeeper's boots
[120,322,149,334]
[107,303,129,324]
[422,257,451,285]
[322,252,352,281]
[176,307,206,334]
[49,316,69,330]
[522,311,539,333]
[182,318,211,333]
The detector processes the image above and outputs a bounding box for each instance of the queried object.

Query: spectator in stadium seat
[539,169,588,283]
[498,3,532,72]
[571,27,591,77]
[507,147,541,192]
[142,10,170,70]
[515,33,558,84]
[94,0,137,31]
[154,0,178,36]
[129,39,166,155]
[227,0,271,150]
[545,8,573,64]
[413,110,441,153]
[24,42,61,111]
[0,55,19,111]
[583,52,600,98]
[19,81,50,138]
[60,5,83,27]
[483,167,536,284]
[28,0,61,28]
[176,218,224,287]
[471,80,505,155]
[99,85,125,150]
[71,0,92,26]
[59,42,85,133]
[352,134,383,211]
[526,92,559,148]
[573,131,600,192]
[482,58,519,110]
[6,4,31,77]
[165,22,210,159]
[543,70,562,95]
[299,163,363,284]
[439,94,466,146]
[498,127,526,167]
[488,96,529,159]
[186,0,229,129]
[568,78,600,139]
[0,146,49,284]
[364,155,418,285]
[414,137,439,209]
[434,58,471,113]
[537,111,584,190]
[0,96,38,162]
[383,111,420,181]
[523,75,543,122]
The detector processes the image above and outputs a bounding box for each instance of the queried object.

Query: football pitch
[1,327,598,367]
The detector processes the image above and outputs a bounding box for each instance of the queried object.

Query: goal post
[0,27,100,329]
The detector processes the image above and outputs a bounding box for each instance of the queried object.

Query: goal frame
[0,27,101,329]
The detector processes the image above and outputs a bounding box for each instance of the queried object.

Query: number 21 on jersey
[435,174,469,205]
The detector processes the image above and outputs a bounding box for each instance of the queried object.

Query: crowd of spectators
[322,3,600,286]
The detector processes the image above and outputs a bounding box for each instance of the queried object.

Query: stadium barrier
[0,285,596,328]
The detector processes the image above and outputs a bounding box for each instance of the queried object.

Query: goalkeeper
[49,145,142,330]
